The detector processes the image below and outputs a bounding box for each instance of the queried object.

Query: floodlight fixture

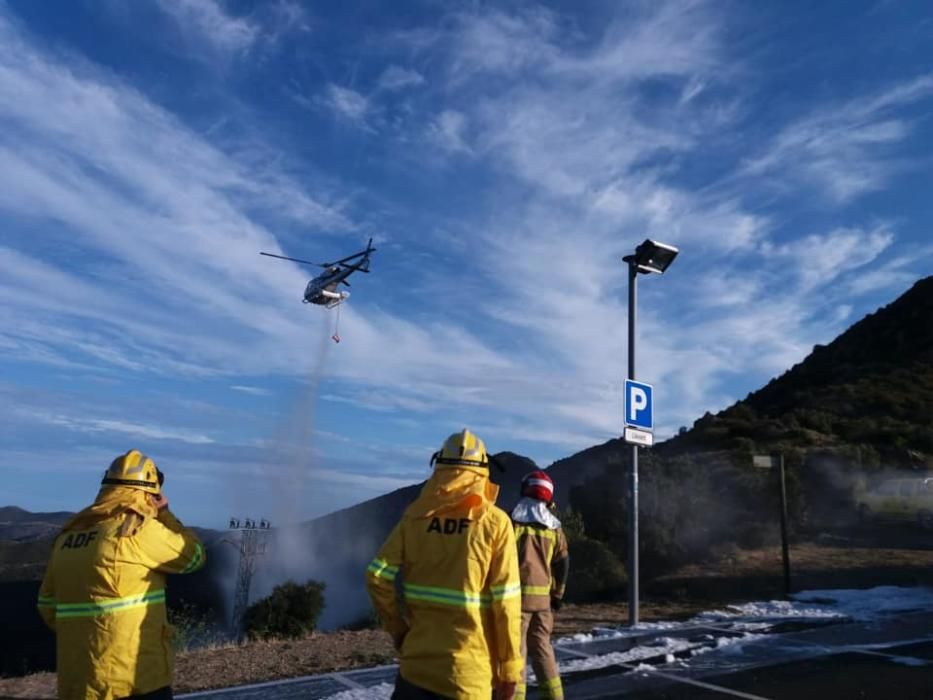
[624,239,679,275]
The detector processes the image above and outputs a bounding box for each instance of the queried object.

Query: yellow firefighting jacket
[37,487,205,700]
[366,466,523,699]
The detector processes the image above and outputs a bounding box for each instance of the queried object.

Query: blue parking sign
[625,379,654,431]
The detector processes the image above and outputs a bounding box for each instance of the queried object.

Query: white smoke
[217,321,346,630]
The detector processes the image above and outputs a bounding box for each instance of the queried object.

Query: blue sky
[2,0,931,528]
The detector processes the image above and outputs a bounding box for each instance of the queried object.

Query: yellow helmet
[101,450,163,495]
[431,429,488,469]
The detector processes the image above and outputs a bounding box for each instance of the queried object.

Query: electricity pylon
[226,517,271,641]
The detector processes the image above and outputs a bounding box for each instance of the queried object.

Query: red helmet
[521,470,554,503]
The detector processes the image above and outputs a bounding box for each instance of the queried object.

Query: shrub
[168,600,221,651]
[563,536,627,602]
[244,579,326,640]
[557,507,586,542]
[343,608,381,631]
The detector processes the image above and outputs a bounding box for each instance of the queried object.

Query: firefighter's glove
[550,596,563,612]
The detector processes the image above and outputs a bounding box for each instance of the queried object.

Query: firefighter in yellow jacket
[366,429,523,700]
[37,450,205,700]
[512,471,569,700]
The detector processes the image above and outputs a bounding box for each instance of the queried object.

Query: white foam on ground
[630,662,656,672]
[695,598,848,622]
[321,682,393,699]
[888,655,930,667]
[701,585,933,623]
[699,632,771,656]
[557,636,698,673]
[556,631,772,675]
[792,586,933,620]
[557,621,683,645]
[559,586,933,647]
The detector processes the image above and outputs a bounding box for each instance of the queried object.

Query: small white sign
[753,455,779,469]
[624,426,654,447]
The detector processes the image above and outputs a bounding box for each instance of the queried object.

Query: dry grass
[0,671,55,700]
[551,599,710,637]
[0,630,395,698]
[174,629,395,692]
[650,541,933,601]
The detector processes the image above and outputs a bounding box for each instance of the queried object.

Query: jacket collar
[511,496,561,530]
[60,486,158,533]
[405,466,499,520]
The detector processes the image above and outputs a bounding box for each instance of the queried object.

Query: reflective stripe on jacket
[514,523,569,612]
[37,488,204,700]
[366,467,523,699]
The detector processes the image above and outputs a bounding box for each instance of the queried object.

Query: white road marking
[622,665,774,700]
[329,672,365,689]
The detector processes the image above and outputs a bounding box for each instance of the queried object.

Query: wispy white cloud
[429,110,471,154]
[230,385,272,396]
[680,77,707,105]
[378,65,425,91]
[845,243,933,296]
[21,409,214,445]
[148,0,310,66]
[740,75,933,203]
[321,84,372,128]
[155,0,261,57]
[447,7,562,80]
[763,226,895,292]
[424,3,726,203]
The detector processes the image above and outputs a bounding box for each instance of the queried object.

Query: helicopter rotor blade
[330,243,377,266]
[330,251,367,266]
[341,279,351,287]
[260,251,328,268]
[339,261,370,273]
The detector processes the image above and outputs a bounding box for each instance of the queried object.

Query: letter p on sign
[624,379,654,431]
[629,388,647,421]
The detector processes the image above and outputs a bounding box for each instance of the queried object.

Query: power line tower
[227,517,271,642]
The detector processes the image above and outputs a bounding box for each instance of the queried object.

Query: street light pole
[622,239,679,628]
[777,454,792,596]
[627,258,640,627]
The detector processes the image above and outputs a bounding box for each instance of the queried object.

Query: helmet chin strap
[429,451,506,472]
[428,451,505,473]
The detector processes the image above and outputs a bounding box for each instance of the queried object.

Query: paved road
[570,642,933,699]
[558,612,933,700]
[180,612,933,699]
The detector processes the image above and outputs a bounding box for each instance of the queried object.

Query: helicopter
[260,238,376,310]
[260,239,376,342]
